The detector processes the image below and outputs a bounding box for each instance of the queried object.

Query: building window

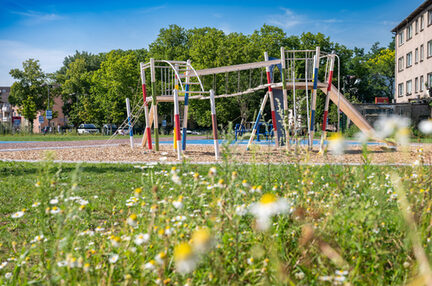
[415,77,419,93]
[398,31,404,46]
[428,73,432,89]
[429,10,432,26]
[420,44,424,61]
[420,75,424,91]
[428,40,432,57]
[415,48,419,63]
[406,52,412,67]
[415,19,419,34]
[398,83,404,97]
[406,80,412,95]
[407,24,413,40]
[421,15,425,30]
[398,56,404,71]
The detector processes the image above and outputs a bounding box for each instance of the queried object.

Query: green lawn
[1,158,431,284]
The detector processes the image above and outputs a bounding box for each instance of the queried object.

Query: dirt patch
[0,143,431,165]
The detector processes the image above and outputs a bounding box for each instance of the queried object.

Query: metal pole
[126,98,134,149]
[182,59,191,151]
[309,46,320,149]
[210,89,219,160]
[150,58,159,151]
[246,91,269,150]
[264,52,279,147]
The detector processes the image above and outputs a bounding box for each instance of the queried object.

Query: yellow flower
[174,242,197,274]
[191,228,211,253]
[260,193,277,204]
[134,187,143,197]
[174,243,192,261]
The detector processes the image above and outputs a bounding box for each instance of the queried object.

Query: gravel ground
[1,142,431,165]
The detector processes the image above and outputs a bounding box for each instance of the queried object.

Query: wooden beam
[182,59,281,77]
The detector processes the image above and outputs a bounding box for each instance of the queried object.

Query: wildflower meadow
[1,146,432,285]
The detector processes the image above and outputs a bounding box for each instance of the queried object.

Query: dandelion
[191,228,211,253]
[248,193,291,231]
[109,254,119,264]
[419,119,432,134]
[328,133,345,155]
[134,233,150,245]
[11,210,25,218]
[174,242,197,274]
[127,214,138,227]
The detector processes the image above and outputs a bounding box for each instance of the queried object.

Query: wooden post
[173,88,182,160]
[210,89,219,160]
[319,53,335,153]
[280,47,290,148]
[264,52,279,147]
[140,63,152,149]
[150,58,159,151]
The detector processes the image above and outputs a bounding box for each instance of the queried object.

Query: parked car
[77,124,100,134]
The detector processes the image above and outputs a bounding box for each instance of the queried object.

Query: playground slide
[320,84,374,135]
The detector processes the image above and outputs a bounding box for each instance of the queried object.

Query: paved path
[0,136,209,152]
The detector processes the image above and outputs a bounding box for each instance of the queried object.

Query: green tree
[9,59,47,132]
[91,50,141,125]
[366,48,395,99]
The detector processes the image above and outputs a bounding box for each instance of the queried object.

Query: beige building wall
[394,1,432,103]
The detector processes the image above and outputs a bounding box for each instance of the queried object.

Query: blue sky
[0,0,425,85]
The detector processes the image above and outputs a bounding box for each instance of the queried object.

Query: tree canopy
[10,25,395,130]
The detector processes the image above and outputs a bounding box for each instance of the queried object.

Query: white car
[77,124,100,134]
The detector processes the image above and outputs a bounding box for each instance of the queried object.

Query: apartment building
[392,0,432,103]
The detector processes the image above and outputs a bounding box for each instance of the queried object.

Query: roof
[391,0,432,32]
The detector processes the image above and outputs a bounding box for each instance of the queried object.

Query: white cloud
[10,10,64,25]
[268,8,345,31]
[268,8,302,29]
[0,40,69,86]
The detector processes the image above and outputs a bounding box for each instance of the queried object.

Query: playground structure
[109,46,377,160]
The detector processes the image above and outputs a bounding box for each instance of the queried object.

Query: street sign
[46,110,52,120]
[39,115,44,123]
